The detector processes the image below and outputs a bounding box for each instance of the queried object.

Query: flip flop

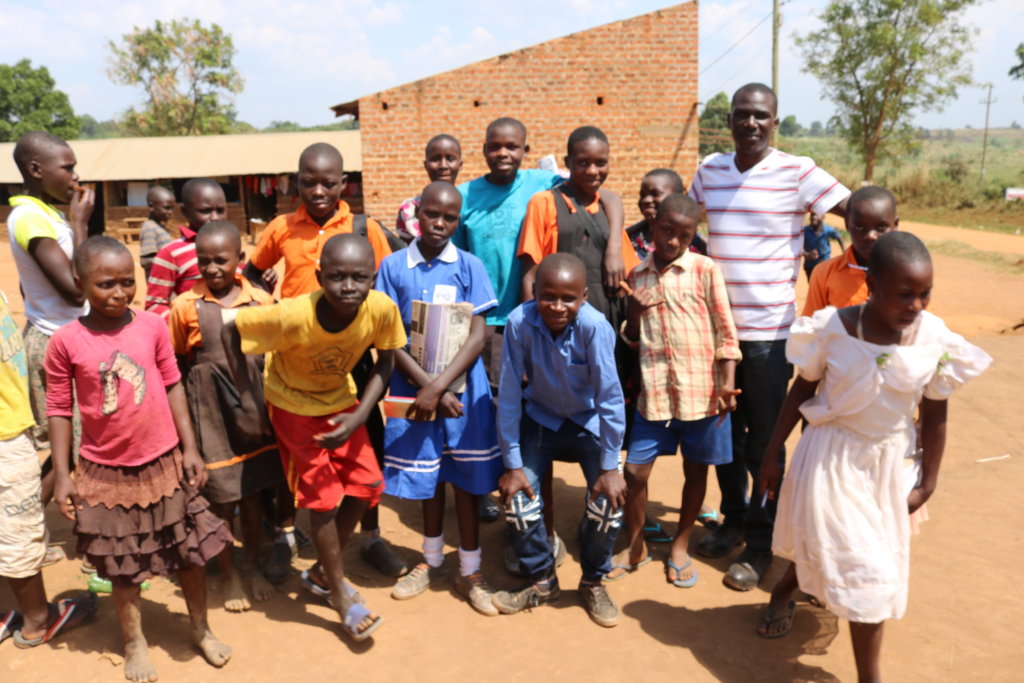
[642,522,673,544]
[1,610,23,645]
[603,554,653,582]
[757,601,797,639]
[697,509,720,530]
[13,593,98,648]
[341,602,383,642]
[300,568,365,607]
[665,559,698,588]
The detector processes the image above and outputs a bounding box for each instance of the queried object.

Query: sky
[2,0,1021,131]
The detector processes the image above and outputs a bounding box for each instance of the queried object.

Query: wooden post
[237,175,251,240]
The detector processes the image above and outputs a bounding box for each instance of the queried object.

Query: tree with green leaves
[779,115,804,137]
[699,91,732,157]
[796,0,976,181]
[0,59,79,142]
[1010,43,1024,80]
[107,18,243,136]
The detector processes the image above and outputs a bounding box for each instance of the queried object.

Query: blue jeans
[504,415,621,582]
[714,340,792,552]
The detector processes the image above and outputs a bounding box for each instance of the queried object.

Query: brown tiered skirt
[74,449,233,586]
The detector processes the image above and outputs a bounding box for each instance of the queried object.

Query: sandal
[1,610,22,645]
[757,601,797,639]
[697,509,720,530]
[604,554,653,582]
[13,593,98,648]
[300,567,364,607]
[642,522,673,544]
[360,538,408,578]
[341,602,383,642]
[665,558,698,588]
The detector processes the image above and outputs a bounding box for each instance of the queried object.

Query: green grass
[923,239,1024,275]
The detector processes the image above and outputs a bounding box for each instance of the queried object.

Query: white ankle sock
[458,547,482,576]
[423,534,444,567]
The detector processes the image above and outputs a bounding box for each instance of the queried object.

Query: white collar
[407,239,458,268]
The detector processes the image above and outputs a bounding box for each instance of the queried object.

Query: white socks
[458,546,481,577]
[422,534,445,568]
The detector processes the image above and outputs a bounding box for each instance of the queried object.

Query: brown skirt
[74,449,233,586]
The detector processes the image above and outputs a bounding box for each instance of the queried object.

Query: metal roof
[0,130,362,184]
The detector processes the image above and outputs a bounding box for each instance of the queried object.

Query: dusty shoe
[579,581,620,627]
[723,549,773,591]
[491,574,560,614]
[391,562,449,600]
[362,538,409,578]
[454,572,498,616]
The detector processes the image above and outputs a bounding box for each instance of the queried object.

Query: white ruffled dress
[773,307,991,623]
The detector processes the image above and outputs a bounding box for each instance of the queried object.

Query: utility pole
[772,0,780,96]
[979,83,995,184]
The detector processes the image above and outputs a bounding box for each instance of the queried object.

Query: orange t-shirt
[802,246,868,316]
[249,201,391,299]
[518,190,640,272]
[168,275,275,355]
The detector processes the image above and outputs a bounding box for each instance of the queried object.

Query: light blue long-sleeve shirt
[497,301,625,471]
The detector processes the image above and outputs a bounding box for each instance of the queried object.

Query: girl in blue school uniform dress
[375,182,503,616]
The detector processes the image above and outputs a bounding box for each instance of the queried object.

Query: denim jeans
[714,339,792,552]
[505,415,621,582]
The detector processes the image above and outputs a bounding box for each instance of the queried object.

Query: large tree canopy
[797,0,976,181]
[699,91,732,157]
[107,18,243,136]
[0,59,80,142]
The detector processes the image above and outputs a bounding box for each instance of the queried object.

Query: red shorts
[267,404,383,512]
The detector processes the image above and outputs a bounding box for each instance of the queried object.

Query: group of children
[0,81,991,683]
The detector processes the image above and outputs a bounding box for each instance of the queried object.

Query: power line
[698,0,763,48]
[700,37,770,101]
[699,11,773,77]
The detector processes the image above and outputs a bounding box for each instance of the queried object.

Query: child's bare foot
[604,548,653,581]
[124,638,158,682]
[193,627,232,667]
[221,572,250,612]
[247,570,276,602]
[665,551,698,588]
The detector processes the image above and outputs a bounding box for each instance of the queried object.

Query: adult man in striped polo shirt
[689,83,850,591]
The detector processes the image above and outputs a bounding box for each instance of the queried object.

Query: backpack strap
[352,213,406,253]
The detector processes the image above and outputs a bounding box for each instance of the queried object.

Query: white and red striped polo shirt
[689,149,850,341]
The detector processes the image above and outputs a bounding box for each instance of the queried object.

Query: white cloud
[366,3,402,27]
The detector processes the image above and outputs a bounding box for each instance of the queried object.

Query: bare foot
[193,628,232,667]
[221,572,251,612]
[247,570,276,602]
[665,551,696,586]
[124,639,158,682]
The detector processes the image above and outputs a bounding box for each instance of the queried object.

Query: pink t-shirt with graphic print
[44,310,181,467]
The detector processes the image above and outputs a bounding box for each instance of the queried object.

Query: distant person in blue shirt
[491,253,627,629]
[802,213,845,281]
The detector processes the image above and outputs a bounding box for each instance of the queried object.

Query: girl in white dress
[755,232,991,682]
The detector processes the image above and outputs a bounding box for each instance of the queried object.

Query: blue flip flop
[642,522,673,544]
[342,602,383,642]
[300,568,364,608]
[1,610,23,645]
[665,559,698,588]
[604,554,654,582]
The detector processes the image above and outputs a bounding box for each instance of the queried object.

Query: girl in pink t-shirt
[45,236,233,680]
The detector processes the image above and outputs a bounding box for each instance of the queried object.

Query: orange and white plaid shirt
[629,249,741,422]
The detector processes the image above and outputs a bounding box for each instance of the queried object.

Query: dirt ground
[1,221,1022,682]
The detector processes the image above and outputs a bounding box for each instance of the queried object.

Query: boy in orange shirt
[803,186,898,315]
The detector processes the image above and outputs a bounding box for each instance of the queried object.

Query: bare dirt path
[2,227,1021,682]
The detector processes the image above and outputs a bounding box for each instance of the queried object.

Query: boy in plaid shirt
[617,194,741,589]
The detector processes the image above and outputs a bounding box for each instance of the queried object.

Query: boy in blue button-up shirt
[492,253,626,628]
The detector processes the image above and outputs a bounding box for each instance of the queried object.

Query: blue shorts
[626,412,733,466]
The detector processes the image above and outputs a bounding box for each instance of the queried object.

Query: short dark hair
[643,168,685,193]
[486,117,527,141]
[419,181,462,209]
[867,231,930,279]
[12,131,70,176]
[180,178,223,206]
[566,126,608,157]
[732,83,778,114]
[196,220,242,249]
[848,185,897,216]
[73,235,130,276]
[146,185,175,203]
[425,134,461,156]
[536,252,586,287]
[321,232,374,268]
[656,193,701,223]
[298,142,344,172]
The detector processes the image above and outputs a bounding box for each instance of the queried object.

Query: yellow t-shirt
[0,292,35,440]
[236,290,407,416]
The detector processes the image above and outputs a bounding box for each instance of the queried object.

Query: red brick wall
[357,1,699,226]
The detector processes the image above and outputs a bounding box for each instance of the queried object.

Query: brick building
[332,1,698,224]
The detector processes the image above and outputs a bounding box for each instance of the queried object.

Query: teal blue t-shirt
[455,169,562,326]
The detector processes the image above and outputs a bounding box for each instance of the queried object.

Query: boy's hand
[55,475,82,521]
[314,410,362,449]
[69,185,95,227]
[498,468,535,507]
[716,387,742,425]
[410,383,445,421]
[182,447,208,489]
[262,268,279,292]
[437,391,463,419]
[757,456,782,500]
[590,469,627,512]
[603,253,625,296]
[907,485,933,514]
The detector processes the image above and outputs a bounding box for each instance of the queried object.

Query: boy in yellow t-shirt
[221,234,406,642]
